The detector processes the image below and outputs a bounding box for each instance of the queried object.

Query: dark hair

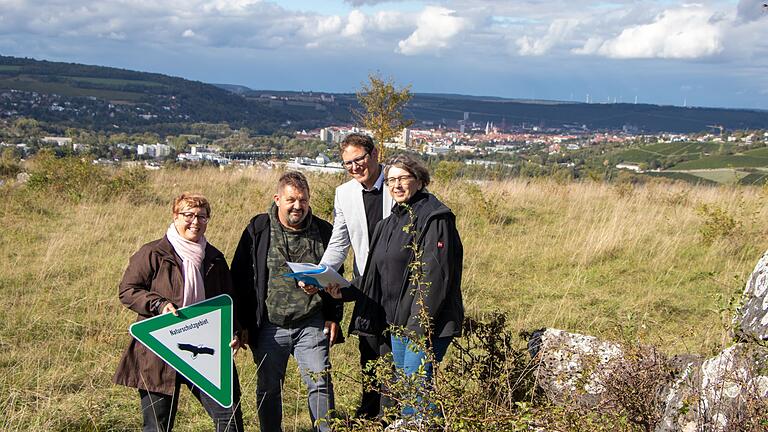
[384,154,430,187]
[277,171,310,196]
[340,133,375,154]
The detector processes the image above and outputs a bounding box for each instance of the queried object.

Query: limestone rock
[534,328,623,407]
[736,249,768,341]
[657,343,768,432]
[533,329,768,431]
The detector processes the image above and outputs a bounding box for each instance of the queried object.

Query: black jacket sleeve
[406,215,455,336]
[230,228,257,332]
[338,276,364,302]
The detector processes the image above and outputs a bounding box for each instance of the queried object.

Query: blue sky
[1,0,767,109]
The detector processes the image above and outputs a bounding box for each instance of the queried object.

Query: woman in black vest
[328,154,464,422]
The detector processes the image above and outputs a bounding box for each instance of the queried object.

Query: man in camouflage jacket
[231,171,342,432]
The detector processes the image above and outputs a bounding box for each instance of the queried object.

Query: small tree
[355,73,413,161]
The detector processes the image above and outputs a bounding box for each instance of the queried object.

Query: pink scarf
[166,223,207,307]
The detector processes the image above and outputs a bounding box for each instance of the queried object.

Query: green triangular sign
[129,294,233,407]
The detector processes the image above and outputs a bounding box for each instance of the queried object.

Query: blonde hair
[172,192,211,216]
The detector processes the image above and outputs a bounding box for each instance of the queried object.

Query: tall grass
[1,166,766,430]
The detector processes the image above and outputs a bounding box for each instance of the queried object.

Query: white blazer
[320,169,393,276]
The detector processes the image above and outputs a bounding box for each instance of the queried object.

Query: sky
[1,0,768,109]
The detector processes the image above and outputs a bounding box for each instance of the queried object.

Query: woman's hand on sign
[230,336,244,356]
[161,302,178,316]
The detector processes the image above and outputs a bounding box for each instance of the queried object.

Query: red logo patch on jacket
[437,241,444,248]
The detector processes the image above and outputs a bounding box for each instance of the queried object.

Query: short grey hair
[384,154,430,187]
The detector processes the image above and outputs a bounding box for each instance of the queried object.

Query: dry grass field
[2,165,767,430]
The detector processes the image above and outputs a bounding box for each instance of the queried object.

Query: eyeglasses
[178,212,209,224]
[384,175,415,186]
[342,152,369,169]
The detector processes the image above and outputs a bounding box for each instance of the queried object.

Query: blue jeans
[390,335,452,417]
[253,316,334,432]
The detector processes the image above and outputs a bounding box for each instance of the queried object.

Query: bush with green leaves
[25,151,149,202]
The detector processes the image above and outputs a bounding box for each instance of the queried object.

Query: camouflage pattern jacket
[230,210,344,336]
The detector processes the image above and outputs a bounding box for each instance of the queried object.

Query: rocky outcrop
[533,249,768,430]
[658,343,768,431]
[534,328,624,407]
[534,331,768,431]
[735,250,768,341]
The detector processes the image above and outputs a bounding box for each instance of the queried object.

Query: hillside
[0,56,294,133]
[242,89,768,133]
[612,141,768,185]
[1,56,768,134]
[1,163,765,429]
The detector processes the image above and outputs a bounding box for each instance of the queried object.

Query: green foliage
[308,174,345,221]
[25,152,150,202]
[433,160,463,184]
[355,73,413,161]
[696,203,741,245]
[458,183,516,226]
[0,147,21,179]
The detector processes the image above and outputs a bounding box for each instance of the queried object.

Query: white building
[139,143,172,158]
[616,163,642,172]
[320,128,333,144]
[42,136,72,146]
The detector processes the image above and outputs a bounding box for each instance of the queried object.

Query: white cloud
[342,10,366,37]
[516,18,579,56]
[397,6,467,55]
[303,15,343,38]
[182,29,196,38]
[574,5,724,59]
[372,11,406,31]
[201,0,263,14]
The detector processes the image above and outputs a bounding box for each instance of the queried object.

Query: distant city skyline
[1,0,767,110]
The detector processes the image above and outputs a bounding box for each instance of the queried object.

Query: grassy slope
[0,75,147,101]
[644,171,720,185]
[617,142,732,164]
[739,172,768,185]
[672,147,768,170]
[2,168,767,430]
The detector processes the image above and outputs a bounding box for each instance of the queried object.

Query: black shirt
[362,186,383,244]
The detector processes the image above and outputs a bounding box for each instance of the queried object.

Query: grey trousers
[253,316,334,432]
[138,368,244,432]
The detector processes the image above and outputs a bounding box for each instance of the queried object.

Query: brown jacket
[113,235,235,395]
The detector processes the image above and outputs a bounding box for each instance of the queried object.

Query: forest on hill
[2,56,768,135]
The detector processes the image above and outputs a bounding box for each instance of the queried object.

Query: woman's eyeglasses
[384,175,415,186]
[178,212,209,224]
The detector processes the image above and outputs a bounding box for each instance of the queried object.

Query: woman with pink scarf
[113,193,244,432]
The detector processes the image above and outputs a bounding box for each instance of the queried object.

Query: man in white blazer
[320,133,394,419]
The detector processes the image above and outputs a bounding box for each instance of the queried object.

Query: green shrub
[696,203,741,245]
[0,148,21,179]
[25,152,149,203]
[434,160,463,184]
